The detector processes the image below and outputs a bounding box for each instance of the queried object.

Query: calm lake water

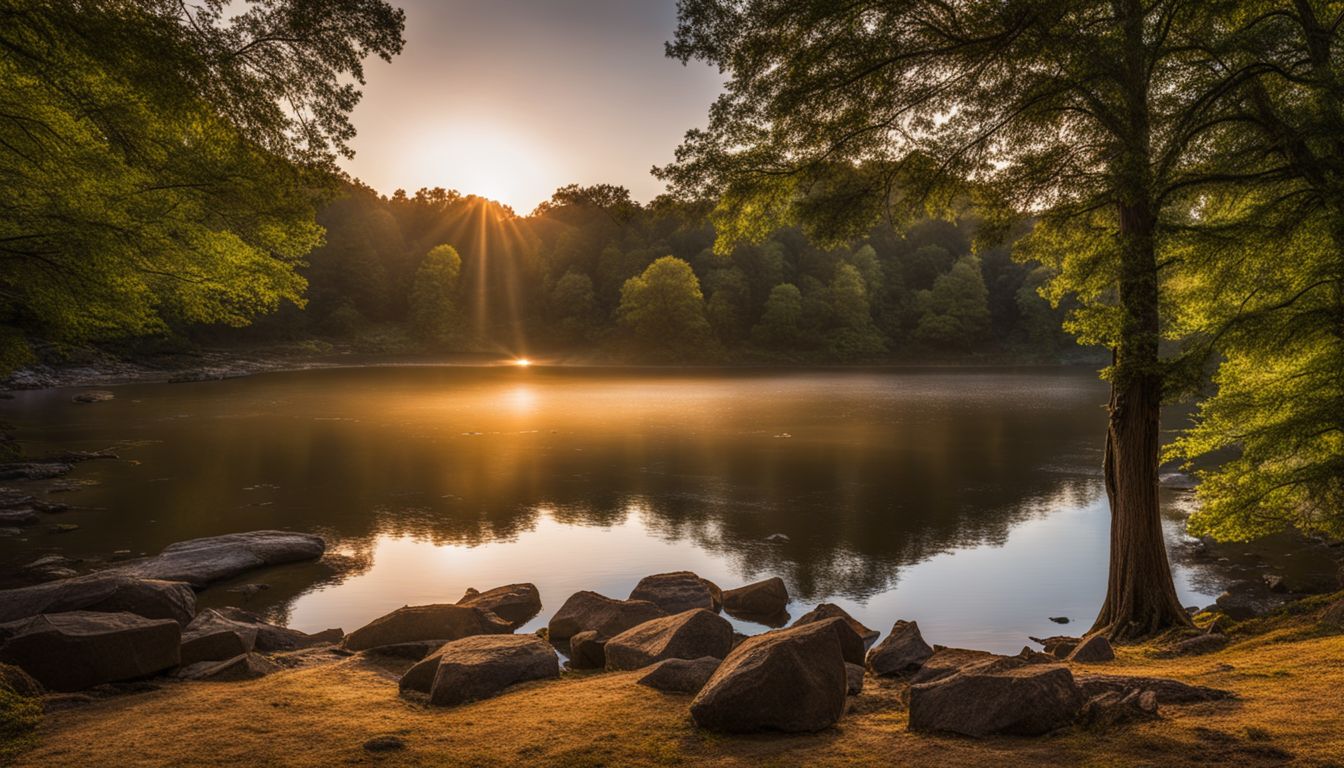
[0,366,1223,653]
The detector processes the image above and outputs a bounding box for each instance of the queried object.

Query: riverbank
[8,599,1344,767]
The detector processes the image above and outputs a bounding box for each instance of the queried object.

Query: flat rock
[547,591,665,642]
[721,577,789,623]
[0,573,195,625]
[113,531,325,588]
[344,604,511,651]
[910,647,998,685]
[636,656,721,694]
[1215,582,1289,620]
[792,603,879,646]
[0,463,72,481]
[428,634,559,707]
[214,607,341,652]
[362,640,444,661]
[568,630,606,670]
[1160,633,1229,657]
[1067,633,1115,663]
[0,611,180,691]
[72,391,114,404]
[605,609,734,671]
[179,609,258,665]
[908,656,1083,737]
[1075,673,1235,704]
[176,652,277,682]
[629,572,720,615]
[1079,689,1159,730]
[456,583,542,629]
[0,509,37,526]
[846,662,865,695]
[690,619,848,733]
[1030,635,1080,658]
[866,620,933,676]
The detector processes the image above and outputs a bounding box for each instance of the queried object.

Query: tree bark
[1092,0,1192,640]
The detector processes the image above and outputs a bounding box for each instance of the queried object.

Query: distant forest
[218,182,1083,364]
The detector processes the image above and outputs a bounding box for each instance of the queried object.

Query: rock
[0,662,43,697]
[1015,646,1057,663]
[0,573,195,625]
[846,662,865,695]
[567,630,606,670]
[112,531,326,588]
[721,577,789,623]
[866,620,933,676]
[363,736,406,752]
[72,391,114,404]
[1049,616,1070,624]
[1320,597,1344,627]
[428,634,559,707]
[399,644,452,694]
[1080,689,1159,730]
[690,619,847,733]
[1067,633,1115,663]
[792,603,879,646]
[213,607,340,652]
[1030,635,1080,658]
[225,584,270,600]
[1262,574,1287,593]
[179,609,258,665]
[629,572,720,615]
[0,463,72,481]
[362,640,444,661]
[604,609,734,671]
[0,527,22,537]
[344,604,511,651]
[456,583,542,629]
[910,647,1000,685]
[546,591,665,642]
[176,652,277,682]
[908,656,1083,737]
[1161,633,1229,657]
[48,523,79,534]
[1215,583,1289,620]
[0,509,36,526]
[0,611,180,691]
[764,533,789,543]
[1075,674,1235,704]
[636,656,720,694]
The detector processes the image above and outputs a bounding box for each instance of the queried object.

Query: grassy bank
[8,602,1343,768]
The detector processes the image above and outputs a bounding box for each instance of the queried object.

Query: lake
[0,365,1223,653]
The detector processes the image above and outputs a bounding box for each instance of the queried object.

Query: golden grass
[11,623,1344,767]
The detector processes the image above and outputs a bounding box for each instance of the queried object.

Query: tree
[658,0,1260,638]
[618,256,715,360]
[550,270,598,344]
[829,263,886,359]
[0,1,405,370]
[914,257,991,351]
[752,283,804,348]
[410,245,464,348]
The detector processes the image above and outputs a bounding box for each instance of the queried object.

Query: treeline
[235,182,1081,364]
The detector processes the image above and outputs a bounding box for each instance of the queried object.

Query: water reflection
[0,366,1222,652]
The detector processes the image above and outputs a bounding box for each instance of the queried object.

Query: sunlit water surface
[0,366,1221,653]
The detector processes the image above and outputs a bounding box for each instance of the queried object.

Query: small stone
[363,736,406,752]
[764,533,789,543]
[48,523,79,534]
[1067,634,1115,663]
[72,391,114,404]
[1049,616,1070,624]
[845,662,865,695]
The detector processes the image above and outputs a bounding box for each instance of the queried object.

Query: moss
[0,685,42,764]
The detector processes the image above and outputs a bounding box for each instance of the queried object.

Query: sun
[406,125,554,213]
[513,358,531,367]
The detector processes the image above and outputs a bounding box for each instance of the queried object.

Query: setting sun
[403,125,553,212]
[513,357,531,367]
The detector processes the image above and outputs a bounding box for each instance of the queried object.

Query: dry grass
[10,620,1344,767]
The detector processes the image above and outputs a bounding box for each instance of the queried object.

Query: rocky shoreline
[3,525,1342,746]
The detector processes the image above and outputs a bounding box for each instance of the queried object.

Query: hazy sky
[340,0,724,213]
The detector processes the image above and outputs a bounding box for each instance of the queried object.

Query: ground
[8,605,1344,768]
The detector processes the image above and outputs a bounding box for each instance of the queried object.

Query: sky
[340,0,725,213]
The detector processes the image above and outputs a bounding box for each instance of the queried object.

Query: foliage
[914,257,991,351]
[617,256,716,360]
[410,245,464,349]
[0,1,404,370]
[0,684,41,762]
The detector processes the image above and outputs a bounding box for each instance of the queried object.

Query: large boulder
[0,611,180,691]
[113,531,326,588]
[909,647,997,685]
[547,591,665,642]
[629,572,720,615]
[0,573,195,626]
[908,656,1083,737]
[399,643,451,695]
[176,652,278,682]
[214,607,342,652]
[568,630,606,670]
[792,603,879,646]
[179,609,258,665]
[604,609,734,671]
[866,620,933,676]
[690,619,848,733]
[790,609,866,666]
[344,604,511,651]
[636,656,720,694]
[428,635,559,707]
[1067,633,1115,663]
[456,583,542,630]
[721,577,789,624]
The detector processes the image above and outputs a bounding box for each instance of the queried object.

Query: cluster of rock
[0,531,333,691]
